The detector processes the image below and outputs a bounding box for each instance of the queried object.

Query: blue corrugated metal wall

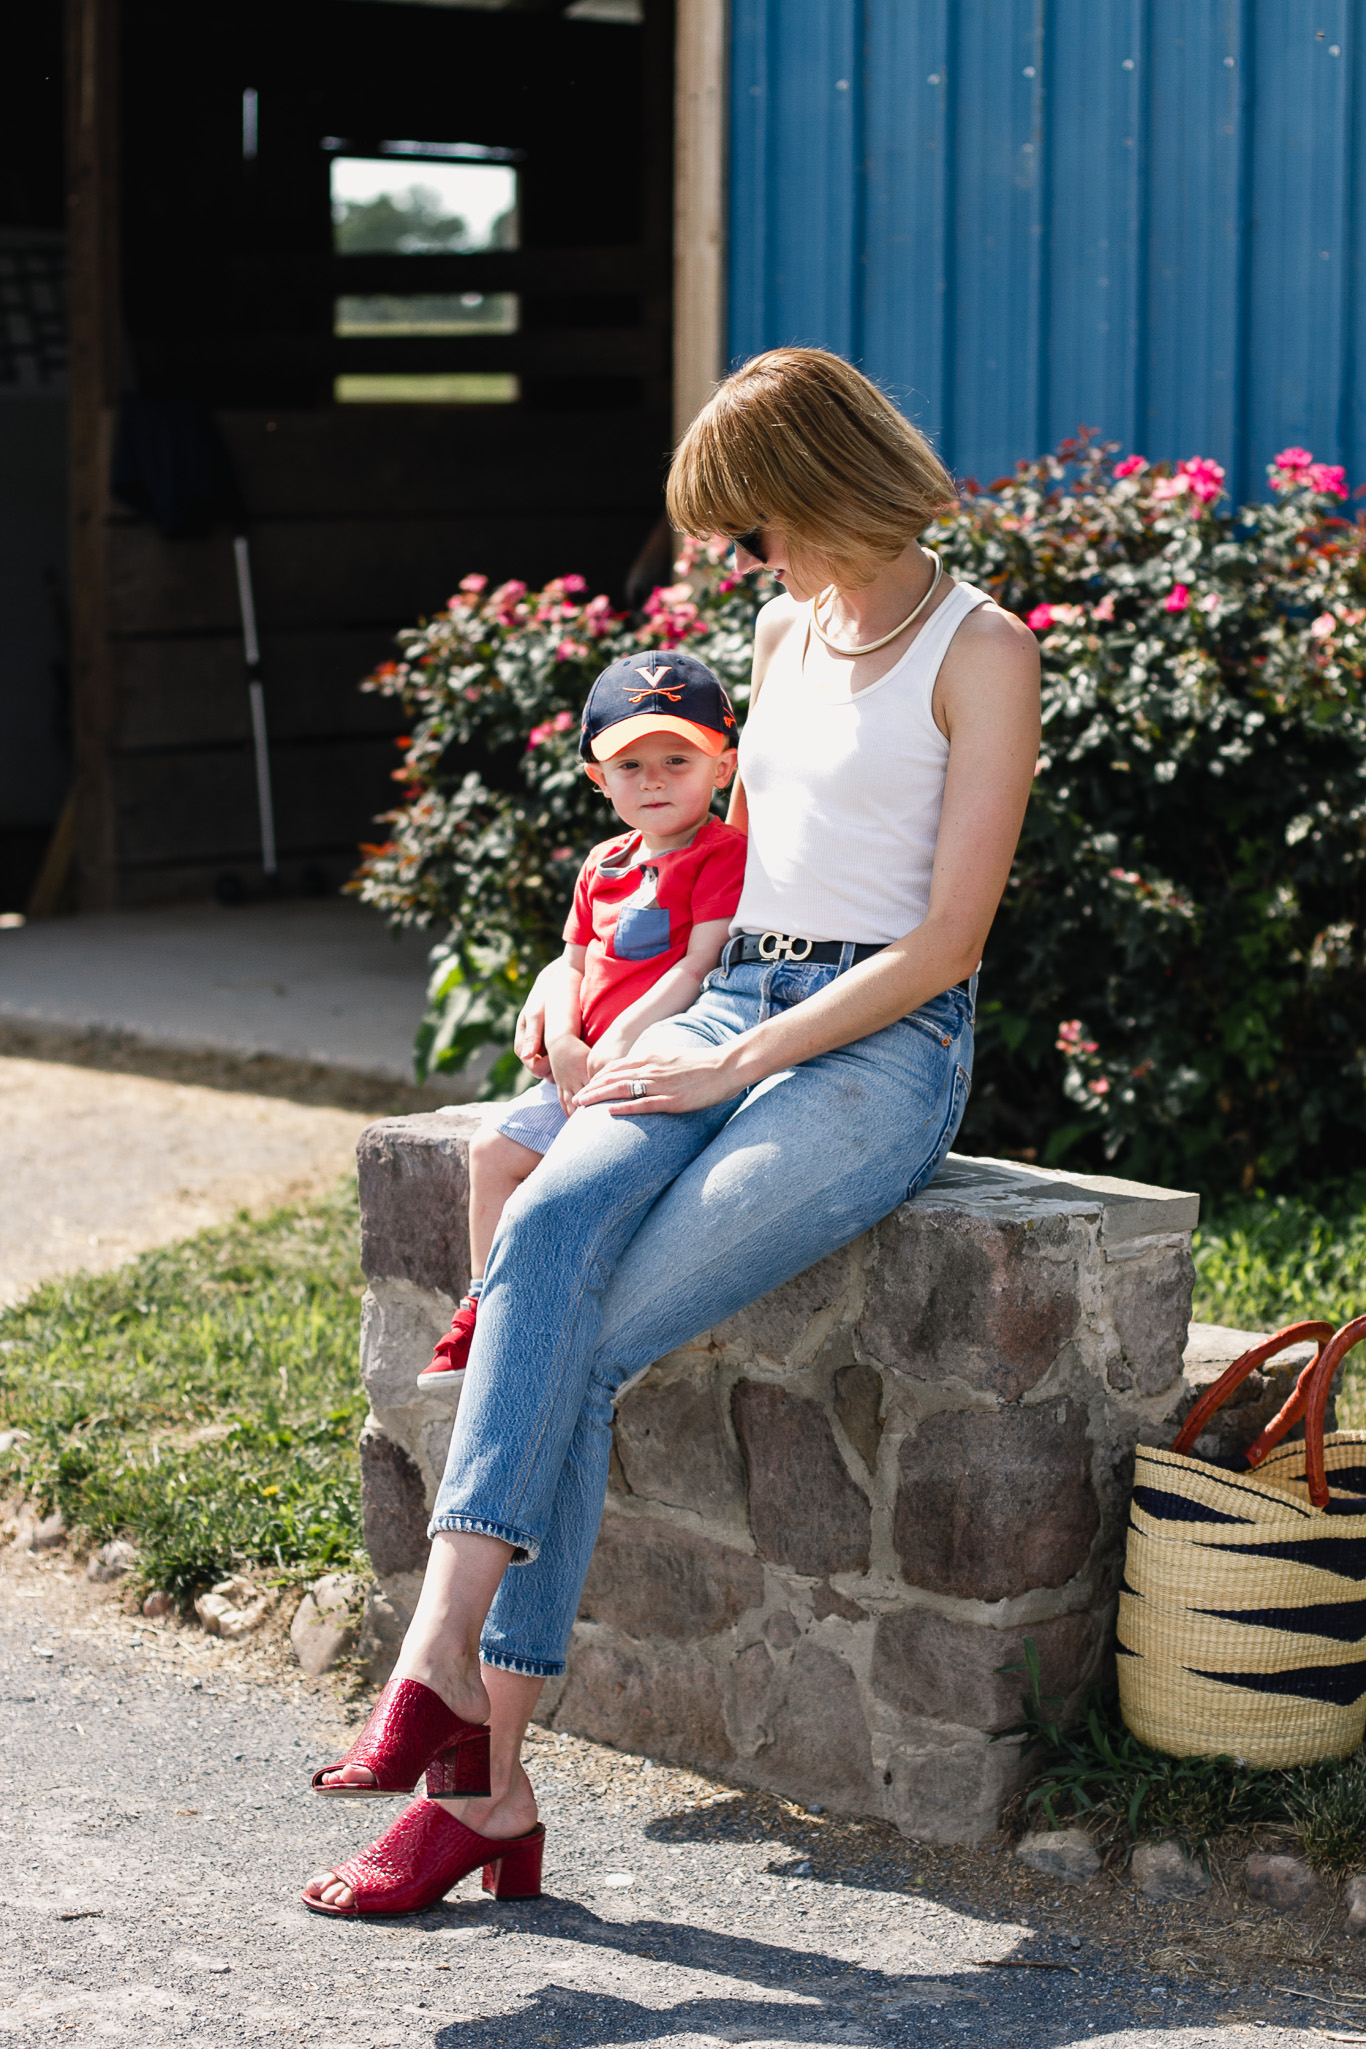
[728,1,1366,501]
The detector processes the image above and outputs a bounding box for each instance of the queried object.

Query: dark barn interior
[4,0,673,913]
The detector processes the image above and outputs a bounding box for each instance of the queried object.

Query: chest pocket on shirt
[613,905,671,960]
[612,864,672,961]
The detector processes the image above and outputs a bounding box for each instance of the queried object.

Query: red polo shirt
[563,816,747,1044]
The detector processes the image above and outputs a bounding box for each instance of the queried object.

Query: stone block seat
[352,1110,1276,1843]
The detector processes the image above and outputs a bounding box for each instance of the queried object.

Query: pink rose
[552,710,575,731]
[1087,1077,1110,1096]
[1310,611,1336,639]
[1164,584,1190,613]
[1114,455,1147,478]
[562,574,588,595]
[458,573,488,594]
[1179,457,1225,504]
[1308,463,1347,497]
[1274,446,1314,470]
[1026,603,1054,631]
[1092,592,1116,622]
[1152,475,1189,502]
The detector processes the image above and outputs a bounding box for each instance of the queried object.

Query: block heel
[482,1825,545,1899]
[424,1724,492,1799]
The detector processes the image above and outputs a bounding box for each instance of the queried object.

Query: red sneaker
[417,1296,478,1386]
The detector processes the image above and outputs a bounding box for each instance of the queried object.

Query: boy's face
[585,732,737,843]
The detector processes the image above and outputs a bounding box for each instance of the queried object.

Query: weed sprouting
[1003,1638,1365,1866]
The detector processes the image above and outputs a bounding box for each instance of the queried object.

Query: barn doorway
[67,0,675,907]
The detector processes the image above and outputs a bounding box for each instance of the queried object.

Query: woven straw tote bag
[1118,1315,1366,1767]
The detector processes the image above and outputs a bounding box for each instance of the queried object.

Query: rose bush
[351,440,1366,1194]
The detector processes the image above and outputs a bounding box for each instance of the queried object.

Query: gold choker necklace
[811,550,943,656]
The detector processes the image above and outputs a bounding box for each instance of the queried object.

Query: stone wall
[353,1110,1308,1843]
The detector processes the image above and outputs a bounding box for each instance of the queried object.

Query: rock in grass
[1131,1840,1208,1901]
[1244,1851,1317,1911]
[28,1509,65,1551]
[1344,1873,1366,1936]
[195,1577,268,1640]
[86,1540,136,1583]
[1015,1829,1100,1884]
[290,1573,361,1677]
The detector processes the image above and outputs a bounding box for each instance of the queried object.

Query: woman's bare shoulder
[945,596,1040,682]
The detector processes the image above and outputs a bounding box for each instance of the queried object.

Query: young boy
[418,648,746,1387]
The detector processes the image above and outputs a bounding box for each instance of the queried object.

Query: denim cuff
[480,1649,566,1679]
[427,1513,540,1564]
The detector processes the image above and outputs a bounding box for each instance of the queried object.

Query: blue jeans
[431,957,976,1676]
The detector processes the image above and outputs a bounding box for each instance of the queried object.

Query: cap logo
[624,659,683,704]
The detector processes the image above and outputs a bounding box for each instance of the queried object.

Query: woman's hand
[514,955,567,1081]
[574,1038,744,1117]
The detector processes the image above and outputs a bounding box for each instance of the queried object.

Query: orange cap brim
[589,714,729,761]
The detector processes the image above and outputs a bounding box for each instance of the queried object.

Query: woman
[304,347,1040,1915]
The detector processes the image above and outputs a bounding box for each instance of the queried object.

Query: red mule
[301,1799,545,1918]
[311,1677,490,1799]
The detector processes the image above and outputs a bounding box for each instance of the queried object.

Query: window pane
[331,157,518,256]
[334,292,519,336]
[334,372,520,405]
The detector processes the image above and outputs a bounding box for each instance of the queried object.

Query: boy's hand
[586,1027,632,1077]
[548,1034,591,1117]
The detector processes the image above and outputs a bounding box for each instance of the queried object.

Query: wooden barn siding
[728,0,1366,503]
[105,407,670,901]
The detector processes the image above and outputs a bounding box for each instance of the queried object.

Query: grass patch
[1193,1177,1366,1422]
[0,1180,367,1600]
[1192,1177,1366,1332]
[1011,1644,1366,1871]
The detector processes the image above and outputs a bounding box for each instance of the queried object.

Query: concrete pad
[0,1055,369,1306]
[0,897,446,1083]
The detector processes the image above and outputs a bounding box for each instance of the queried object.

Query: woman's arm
[576,604,1040,1116]
[725,592,799,834]
[512,951,570,1079]
[545,946,590,1113]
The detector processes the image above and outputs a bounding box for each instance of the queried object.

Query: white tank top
[731,578,994,945]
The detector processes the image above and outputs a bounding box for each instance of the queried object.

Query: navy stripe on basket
[1189,1662,1366,1707]
[1192,1598,1366,1643]
[1131,1485,1252,1525]
[1211,1536,1366,1580]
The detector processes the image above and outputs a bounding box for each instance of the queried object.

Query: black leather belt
[724,932,972,995]
[725,931,888,967]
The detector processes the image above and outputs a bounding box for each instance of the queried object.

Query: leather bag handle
[1172,1321,1334,1460]
[1296,1316,1366,1508]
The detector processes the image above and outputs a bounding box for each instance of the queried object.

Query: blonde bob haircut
[667,347,958,588]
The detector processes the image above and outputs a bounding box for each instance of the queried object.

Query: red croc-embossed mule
[301,1799,545,1918]
[311,1677,490,1799]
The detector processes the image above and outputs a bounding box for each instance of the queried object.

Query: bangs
[666,404,768,540]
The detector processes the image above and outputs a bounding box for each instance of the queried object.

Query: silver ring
[629,1079,648,1100]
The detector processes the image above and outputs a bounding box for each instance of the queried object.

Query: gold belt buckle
[758,930,814,962]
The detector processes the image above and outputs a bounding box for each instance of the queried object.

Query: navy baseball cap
[579,649,739,762]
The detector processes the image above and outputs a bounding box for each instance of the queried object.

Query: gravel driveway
[1,1549,1341,2048]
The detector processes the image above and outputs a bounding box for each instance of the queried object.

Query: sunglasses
[730,528,767,564]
